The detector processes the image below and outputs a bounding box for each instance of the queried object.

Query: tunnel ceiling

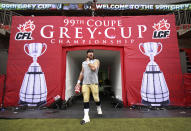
[68,50,120,64]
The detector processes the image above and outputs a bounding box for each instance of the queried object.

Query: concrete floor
[0,95,191,119]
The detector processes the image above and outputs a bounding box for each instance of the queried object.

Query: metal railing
[174,10,191,26]
[0,10,22,29]
[0,9,191,33]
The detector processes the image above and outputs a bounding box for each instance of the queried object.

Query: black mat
[0,95,191,119]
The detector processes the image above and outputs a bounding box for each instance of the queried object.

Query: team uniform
[81,59,102,124]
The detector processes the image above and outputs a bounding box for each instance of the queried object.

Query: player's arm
[75,66,84,93]
[88,59,100,72]
[76,66,84,85]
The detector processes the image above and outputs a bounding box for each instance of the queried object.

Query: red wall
[4,15,183,106]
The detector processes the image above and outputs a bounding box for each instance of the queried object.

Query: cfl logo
[15,20,35,40]
[153,31,170,39]
[152,19,170,39]
[15,32,32,40]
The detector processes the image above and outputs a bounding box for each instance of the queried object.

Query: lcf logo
[152,19,170,39]
[15,20,35,40]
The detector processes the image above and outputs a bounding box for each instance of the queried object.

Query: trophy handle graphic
[24,44,30,57]
[40,43,47,56]
[139,43,147,56]
[156,42,163,55]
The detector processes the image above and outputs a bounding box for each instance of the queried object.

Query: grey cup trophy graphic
[19,43,47,106]
[139,42,169,106]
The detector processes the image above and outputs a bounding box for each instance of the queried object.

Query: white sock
[97,106,102,115]
[83,109,90,121]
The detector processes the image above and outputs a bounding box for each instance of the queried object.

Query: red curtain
[0,75,5,105]
[181,49,191,106]
[184,74,191,106]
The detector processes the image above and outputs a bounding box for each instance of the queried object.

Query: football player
[75,49,102,125]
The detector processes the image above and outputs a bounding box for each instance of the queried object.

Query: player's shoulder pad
[82,61,86,64]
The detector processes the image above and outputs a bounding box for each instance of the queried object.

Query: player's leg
[90,84,102,115]
[81,84,90,124]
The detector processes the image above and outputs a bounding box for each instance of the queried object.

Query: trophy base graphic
[141,100,170,106]
[141,70,169,106]
[19,100,47,107]
[19,63,47,106]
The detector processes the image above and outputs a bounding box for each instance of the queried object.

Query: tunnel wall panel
[4,15,183,107]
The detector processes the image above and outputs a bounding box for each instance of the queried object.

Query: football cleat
[80,118,90,125]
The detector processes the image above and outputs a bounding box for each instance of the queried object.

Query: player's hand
[75,83,81,94]
[86,57,90,61]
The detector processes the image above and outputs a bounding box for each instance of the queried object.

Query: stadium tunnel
[65,49,123,104]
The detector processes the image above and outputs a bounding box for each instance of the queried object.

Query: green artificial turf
[0,118,191,131]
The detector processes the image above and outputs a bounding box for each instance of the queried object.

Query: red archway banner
[5,15,183,107]
[0,75,5,105]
